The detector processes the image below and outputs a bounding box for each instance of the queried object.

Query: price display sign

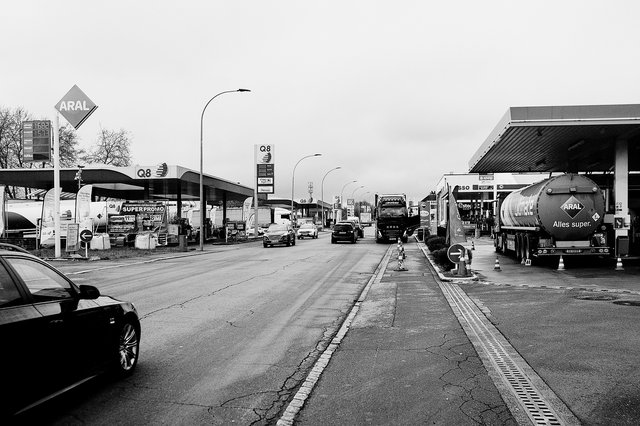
[22,120,52,162]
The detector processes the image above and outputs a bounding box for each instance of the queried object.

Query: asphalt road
[22,231,387,425]
[15,233,640,425]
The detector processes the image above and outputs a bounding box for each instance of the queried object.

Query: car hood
[266,231,288,237]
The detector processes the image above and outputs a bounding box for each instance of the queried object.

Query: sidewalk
[296,242,517,425]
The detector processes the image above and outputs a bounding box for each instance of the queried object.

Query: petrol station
[468,104,640,257]
[433,172,552,236]
[0,164,254,245]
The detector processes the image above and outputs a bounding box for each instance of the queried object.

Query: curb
[414,237,478,282]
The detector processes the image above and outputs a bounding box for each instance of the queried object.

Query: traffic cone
[494,256,501,271]
[457,251,468,276]
[557,255,565,271]
[471,240,475,250]
[396,246,407,271]
[615,257,624,271]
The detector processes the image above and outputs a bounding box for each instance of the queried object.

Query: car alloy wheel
[117,321,139,375]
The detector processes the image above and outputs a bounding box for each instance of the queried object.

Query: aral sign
[55,85,98,129]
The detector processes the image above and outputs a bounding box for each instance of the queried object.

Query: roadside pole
[53,112,61,258]
[54,85,97,258]
[254,146,259,240]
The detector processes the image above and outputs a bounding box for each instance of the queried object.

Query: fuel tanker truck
[494,174,610,264]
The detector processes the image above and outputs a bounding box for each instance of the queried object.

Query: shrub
[433,247,455,270]
[425,236,447,252]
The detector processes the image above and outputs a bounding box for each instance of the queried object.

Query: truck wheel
[401,236,408,243]
[517,234,526,263]
[524,236,535,265]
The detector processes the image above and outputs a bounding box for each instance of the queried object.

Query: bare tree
[0,106,31,170]
[58,124,84,167]
[82,128,132,166]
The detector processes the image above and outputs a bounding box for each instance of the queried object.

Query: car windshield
[300,224,314,229]
[268,224,287,232]
[379,207,406,217]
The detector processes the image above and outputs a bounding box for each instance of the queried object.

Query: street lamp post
[351,185,364,198]
[200,88,250,251]
[320,166,341,228]
[291,154,322,225]
[340,180,357,205]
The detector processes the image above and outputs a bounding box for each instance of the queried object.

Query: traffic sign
[55,85,98,130]
[79,229,94,243]
[447,243,466,263]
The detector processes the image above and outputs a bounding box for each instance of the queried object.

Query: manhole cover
[575,294,618,301]
[613,300,640,307]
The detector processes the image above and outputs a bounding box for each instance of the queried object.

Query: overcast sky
[3,1,639,204]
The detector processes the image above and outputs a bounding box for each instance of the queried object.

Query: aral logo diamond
[561,196,584,219]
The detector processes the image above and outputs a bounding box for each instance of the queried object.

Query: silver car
[296,223,318,239]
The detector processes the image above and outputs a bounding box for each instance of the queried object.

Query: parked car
[0,244,141,418]
[297,223,318,239]
[246,226,265,237]
[264,222,296,247]
[332,221,358,244]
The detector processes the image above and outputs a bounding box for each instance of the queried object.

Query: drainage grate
[439,281,577,425]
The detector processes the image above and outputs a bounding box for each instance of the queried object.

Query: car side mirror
[79,284,101,299]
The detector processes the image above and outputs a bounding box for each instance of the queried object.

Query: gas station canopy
[469,104,640,174]
[0,164,254,203]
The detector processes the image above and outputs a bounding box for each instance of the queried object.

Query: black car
[263,222,296,247]
[0,244,141,418]
[331,222,358,244]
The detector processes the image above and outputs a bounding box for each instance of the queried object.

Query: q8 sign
[255,144,275,194]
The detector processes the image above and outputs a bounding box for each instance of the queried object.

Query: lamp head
[237,88,251,92]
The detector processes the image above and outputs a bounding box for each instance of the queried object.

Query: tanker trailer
[494,174,610,264]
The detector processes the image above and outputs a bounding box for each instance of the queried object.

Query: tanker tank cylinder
[500,174,605,242]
